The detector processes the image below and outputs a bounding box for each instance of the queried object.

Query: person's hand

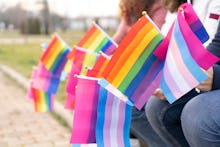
[196,67,213,92]
[153,88,167,101]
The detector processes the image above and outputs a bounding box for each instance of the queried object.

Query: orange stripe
[107,22,153,82]
[81,28,101,49]
[40,35,58,60]
[102,16,149,78]
[77,25,97,46]
[41,37,61,64]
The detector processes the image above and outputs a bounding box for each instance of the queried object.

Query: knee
[181,92,220,145]
[145,96,169,124]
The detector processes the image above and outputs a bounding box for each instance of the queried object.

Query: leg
[181,90,220,147]
[145,96,181,147]
[130,106,168,147]
[162,89,199,147]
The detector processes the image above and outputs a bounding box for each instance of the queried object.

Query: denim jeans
[145,89,200,147]
[181,90,220,147]
[130,106,170,147]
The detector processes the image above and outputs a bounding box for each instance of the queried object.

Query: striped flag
[32,88,54,112]
[160,12,216,103]
[99,14,164,109]
[72,144,97,147]
[96,86,131,147]
[32,62,60,94]
[87,52,111,78]
[40,34,71,75]
[70,76,100,144]
[154,3,211,64]
[67,22,117,60]
[65,47,99,110]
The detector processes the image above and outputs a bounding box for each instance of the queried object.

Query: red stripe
[209,13,220,20]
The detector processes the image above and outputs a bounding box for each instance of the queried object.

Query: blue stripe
[101,40,113,53]
[96,87,108,147]
[124,103,132,147]
[174,19,207,83]
[124,54,156,98]
[52,49,70,75]
[160,74,176,104]
[189,20,209,43]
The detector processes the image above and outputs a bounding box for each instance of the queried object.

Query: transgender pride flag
[96,86,131,147]
[160,12,218,103]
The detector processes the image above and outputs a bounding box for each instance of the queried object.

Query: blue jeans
[181,90,220,147]
[145,89,199,147]
[130,106,170,147]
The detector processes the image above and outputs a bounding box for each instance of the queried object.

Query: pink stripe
[117,102,126,147]
[103,92,114,147]
[178,13,219,70]
[70,78,97,143]
[163,61,183,98]
[170,35,198,86]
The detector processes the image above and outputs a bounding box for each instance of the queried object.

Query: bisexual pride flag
[160,12,219,103]
[96,86,131,147]
[70,76,100,144]
[99,14,164,109]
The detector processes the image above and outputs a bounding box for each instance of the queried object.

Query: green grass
[0,30,84,104]
[0,29,115,104]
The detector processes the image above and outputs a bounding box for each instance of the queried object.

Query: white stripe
[166,47,191,96]
[110,97,120,147]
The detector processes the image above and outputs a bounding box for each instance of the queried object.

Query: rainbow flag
[65,47,99,110]
[67,22,117,60]
[96,86,131,147]
[87,52,111,78]
[70,76,100,143]
[160,12,217,103]
[32,88,54,112]
[99,14,164,109]
[40,34,71,75]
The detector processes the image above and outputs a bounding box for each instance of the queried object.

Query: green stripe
[118,34,163,92]
[94,37,108,52]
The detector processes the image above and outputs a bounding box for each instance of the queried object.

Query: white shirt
[161,0,220,47]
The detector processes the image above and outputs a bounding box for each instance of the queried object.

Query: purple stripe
[117,101,126,147]
[87,80,100,142]
[103,92,114,146]
[134,71,162,109]
[131,59,162,103]
[104,44,117,55]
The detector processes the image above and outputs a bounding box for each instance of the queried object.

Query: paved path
[0,71,71,147]
[0,67,140,147]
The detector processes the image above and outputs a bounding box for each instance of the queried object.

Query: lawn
[0,30,85,104]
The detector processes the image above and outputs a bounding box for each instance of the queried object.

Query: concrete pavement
[0,65,140,147]
[0,70,71,147]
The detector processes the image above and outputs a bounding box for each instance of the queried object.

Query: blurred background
[0,0,120,103]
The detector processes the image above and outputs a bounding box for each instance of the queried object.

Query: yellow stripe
[80,53,97,75]
[82,29,100,49]
[107,22,152,82]
[45,41,63,69]
[112,28,158,87]
[87,32,105,51]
